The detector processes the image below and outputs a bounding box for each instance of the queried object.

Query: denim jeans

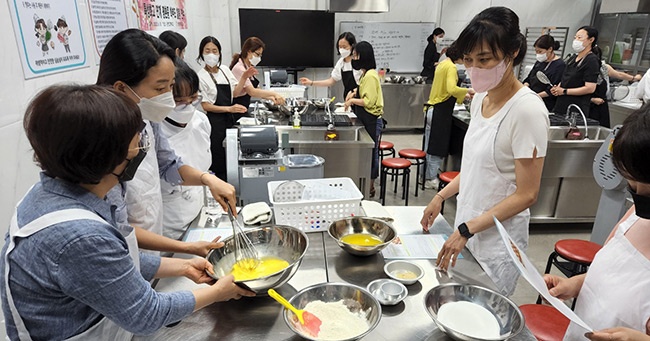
[424,107,443,180]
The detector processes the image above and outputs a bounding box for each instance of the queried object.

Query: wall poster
[88,0,129,57]
[135,0,186,31]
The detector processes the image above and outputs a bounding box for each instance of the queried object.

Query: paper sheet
[381,234,450,259]
[184,227,233,243]
[493,216,593,332]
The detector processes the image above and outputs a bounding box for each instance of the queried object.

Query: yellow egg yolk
[340,233,383,246]
[230,256,290,281]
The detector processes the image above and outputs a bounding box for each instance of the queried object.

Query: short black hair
[97,29,176,87]
[612,103,650,184]
[159,30,188,53]
[197,36,222,66]
[534,34,560,51]
[24,85,142,184]
[446,43,462,61]
[428,27,445,43]
[173,59,200,99]
[352,41,376,70]
[455,7,526,66]
[337,32,356,54]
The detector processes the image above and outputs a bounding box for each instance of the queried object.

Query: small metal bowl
[367,279,407,306]
[312,97,333,110]
[283,282,382,341]
[384,260,424,285]
[424,283,525,341]
[327,217,397,256]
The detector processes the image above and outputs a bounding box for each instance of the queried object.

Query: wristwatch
[563,88,567,95]
[458,222,474,239]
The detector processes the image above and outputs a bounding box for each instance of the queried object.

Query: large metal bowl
[205,225,309,294]
[424,283,525,341]
[278,98,315,117]
[312,97,334,110]
[283,282,382,341]
[327,217,397,256]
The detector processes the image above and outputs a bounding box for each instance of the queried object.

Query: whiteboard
[340,21,437,73]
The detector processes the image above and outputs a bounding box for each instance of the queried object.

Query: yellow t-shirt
[426,58,468,107]
[358,69,384,116]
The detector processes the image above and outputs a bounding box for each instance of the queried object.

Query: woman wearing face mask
[550,26,601,116]
[0,85,254,341]
[344,41,384,198]
[544,107,650,341]
[160,60,212,240]
[97,29,237,256]
[523,34,566,112]
[420,7,549,297]
[159,30,187,59]
[229,37,285,108]
[299,32,362,99]
[420,27,445,84]
[196,36,251,180]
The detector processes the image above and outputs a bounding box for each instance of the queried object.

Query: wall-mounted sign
[136,0,187,31]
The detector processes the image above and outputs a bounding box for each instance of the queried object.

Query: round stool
[536,239,602,309]
[398,148,426,197]
[380,158,411,206]
[379,141,395,162]
[519,304,569,341]
[437,171,459,214]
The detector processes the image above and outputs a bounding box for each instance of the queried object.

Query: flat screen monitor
[239,9,335,68]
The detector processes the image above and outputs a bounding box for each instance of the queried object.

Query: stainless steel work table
[134,207,535,340]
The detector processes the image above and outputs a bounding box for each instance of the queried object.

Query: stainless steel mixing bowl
[424,283,525,341]
[327,217,397,256]
[205,225,309,293]
[282,282,382,341]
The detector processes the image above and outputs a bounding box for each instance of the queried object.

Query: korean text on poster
[136,0,187,31]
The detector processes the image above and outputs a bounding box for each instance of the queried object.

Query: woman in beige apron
[420,7,549,296]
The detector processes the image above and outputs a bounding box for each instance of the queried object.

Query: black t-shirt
[552,53,600,115]
[420,41,440,79]
[524,58,566,111]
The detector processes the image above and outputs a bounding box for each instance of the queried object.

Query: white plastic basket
[270,85,306,98]
[268,177,363,233]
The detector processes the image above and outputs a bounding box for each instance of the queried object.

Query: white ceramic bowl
[384,260,424,285]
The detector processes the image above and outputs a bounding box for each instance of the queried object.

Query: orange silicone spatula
[268,288,322,336]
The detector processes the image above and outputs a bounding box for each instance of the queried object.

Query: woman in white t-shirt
[196,36,251,181]
[299,32,362,99]
[420,7,549,296]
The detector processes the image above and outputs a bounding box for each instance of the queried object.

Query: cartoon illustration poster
[135,0,187,32]
[8,0,88,79]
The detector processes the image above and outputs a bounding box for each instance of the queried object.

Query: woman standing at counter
[550,26,601,116]
[299,32,362,99]
[345,41,384,197]
[589,64,643,128]
[229,37,285,109]
[544,107,650,341]
[197,36,250,180]
[420,27,445,84]
[0,85,253,340]
[420,7,549,296]
[523,34,565,112]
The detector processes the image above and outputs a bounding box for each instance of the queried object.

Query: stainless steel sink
[548,126,611,142]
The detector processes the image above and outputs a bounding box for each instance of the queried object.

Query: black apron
[353,93,380,179]
[341,69,357,100]
[233,75,259,109]
[553,54,593,116]
[426,96,456,157]
[206,68,236,181]
[588,79,610,127]
[527,61,556,112]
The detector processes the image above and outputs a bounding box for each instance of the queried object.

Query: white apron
[125,121,164,236]
[455,90,531,296]
[5,207,140,340]
[160,113,211,239]
[564,213,650,340]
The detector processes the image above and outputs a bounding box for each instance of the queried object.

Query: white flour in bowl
[437,301,501,339]
[302,300,369,340]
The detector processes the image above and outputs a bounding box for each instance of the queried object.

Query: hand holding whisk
[225,200,260,270]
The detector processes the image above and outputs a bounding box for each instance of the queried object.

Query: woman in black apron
[197,36,250,181]
[421,27,445,84]
[299,32,361,100]
[523,35,565,112]
[229,37,285,108]
[551,26,601,116]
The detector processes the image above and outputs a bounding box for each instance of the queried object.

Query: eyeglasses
[131,125,151,153]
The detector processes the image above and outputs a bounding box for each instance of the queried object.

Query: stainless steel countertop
[134,207,534,341]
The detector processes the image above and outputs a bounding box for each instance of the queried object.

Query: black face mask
[629,186,650,219]
[113,149,147,182]
[351,59,362,70]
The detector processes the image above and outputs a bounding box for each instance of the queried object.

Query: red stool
[536,239,602,309]
[379,141,395,162]
[380,158,411,206]
[398,148,426,197]
[519,304,570,341]
[437,171,459,214]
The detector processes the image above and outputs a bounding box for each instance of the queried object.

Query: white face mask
[572,39,586,53]
[250,55,261,66]
[339,48,351,58]
[535,53,548,63]
[128,86,176,123]
[203,53,220,67]
[168,103,196,125]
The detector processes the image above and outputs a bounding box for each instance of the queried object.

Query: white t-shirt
[331,57,362,83]
[471,87,550,182]
[636,68,650,103]
[198,66,238,105]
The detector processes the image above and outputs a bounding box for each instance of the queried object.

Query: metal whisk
[225,201,260,270]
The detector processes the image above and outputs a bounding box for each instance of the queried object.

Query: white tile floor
[372,132,592,306]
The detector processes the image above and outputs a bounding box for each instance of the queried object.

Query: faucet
[566,104,588,139]
[325,101,335,130]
